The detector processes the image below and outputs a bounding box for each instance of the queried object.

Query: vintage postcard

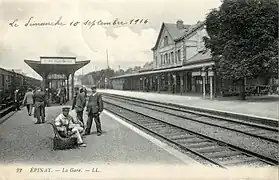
[0,0,278,179]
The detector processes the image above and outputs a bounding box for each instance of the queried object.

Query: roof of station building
[24,57,90,78]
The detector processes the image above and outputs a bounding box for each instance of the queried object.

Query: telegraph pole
[106,48,109,70]
[105,32,110,89]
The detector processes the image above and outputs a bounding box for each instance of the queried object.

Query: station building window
[164,36,168,46]
[177,50,181,62]
[168,53,171,64]
[171,52,174,64]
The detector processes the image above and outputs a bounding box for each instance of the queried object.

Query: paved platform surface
[98,89,279,120]
[0,105,197,165]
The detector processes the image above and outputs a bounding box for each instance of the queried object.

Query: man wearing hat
[54,107,86,147]
[85,85,103,136]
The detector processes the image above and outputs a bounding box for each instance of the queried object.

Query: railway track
[102,94,278,144]
[105,101,278,168]
[104,101,278,168]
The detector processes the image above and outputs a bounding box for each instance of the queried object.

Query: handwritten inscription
[25,16,66,27]
[8,16,148,29]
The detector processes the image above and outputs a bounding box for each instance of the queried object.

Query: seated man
[69,106,85,135]
[54,107,86,147]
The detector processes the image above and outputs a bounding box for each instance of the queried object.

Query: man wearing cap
[54,107,86,147]
[85,85,103,136]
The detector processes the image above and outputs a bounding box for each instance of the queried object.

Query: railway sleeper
[204,150,243,159]
[184,141,215,149]
[221,157,259,166]
[148,125,170,130]
[168,135,195,140]
[180,138,210,144]
[212,154,249,162]
[141,122,166,127]
[153,128,185,134]
[194,146,225,154]
[139,123,164,127]
[173,137,203,144]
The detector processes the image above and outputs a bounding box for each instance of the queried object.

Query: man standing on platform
[33,87,46,124]
[75,88,86,124]
[22,88,34,116]
[85,85,103,136]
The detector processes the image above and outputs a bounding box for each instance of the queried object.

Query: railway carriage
[0,67,41,105]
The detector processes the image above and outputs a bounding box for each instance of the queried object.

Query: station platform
[0,105,197,165]
[98,89,279,120]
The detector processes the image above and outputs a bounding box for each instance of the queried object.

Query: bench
[47,121,78,150]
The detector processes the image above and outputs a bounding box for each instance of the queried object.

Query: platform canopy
[24,56,90,100]
[24,56,90,78]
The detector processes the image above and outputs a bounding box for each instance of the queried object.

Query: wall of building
[153,27,183,70]
[184,26,208,63]
[111,79,125,90]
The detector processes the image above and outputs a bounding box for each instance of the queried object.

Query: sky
[0,0,221,80]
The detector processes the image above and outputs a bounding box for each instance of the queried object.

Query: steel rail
[103,94,278,144]
[104,100,278,167]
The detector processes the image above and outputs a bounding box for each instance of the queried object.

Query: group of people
[21,85,103,148]
[54,85,103,148]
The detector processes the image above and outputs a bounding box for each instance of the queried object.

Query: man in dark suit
[33,87,46,124]
[75,88,86,124]
[85,85,103,136]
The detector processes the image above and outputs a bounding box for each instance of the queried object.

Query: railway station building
[110,20,277,98]
[110,20,217,99]
[24,56,90,100]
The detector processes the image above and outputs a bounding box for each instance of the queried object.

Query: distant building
[110,19,277,97]
[110,20,215,97]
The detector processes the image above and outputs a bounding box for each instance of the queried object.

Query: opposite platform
[98,89,279,120]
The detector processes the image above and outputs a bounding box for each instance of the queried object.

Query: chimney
[176,20,184,29]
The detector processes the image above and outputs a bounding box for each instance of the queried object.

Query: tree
[133,66,142,72]
[125,68,133,73]
[203,0,278,100]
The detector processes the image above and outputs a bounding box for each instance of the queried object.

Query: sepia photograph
[0,0,278,179]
